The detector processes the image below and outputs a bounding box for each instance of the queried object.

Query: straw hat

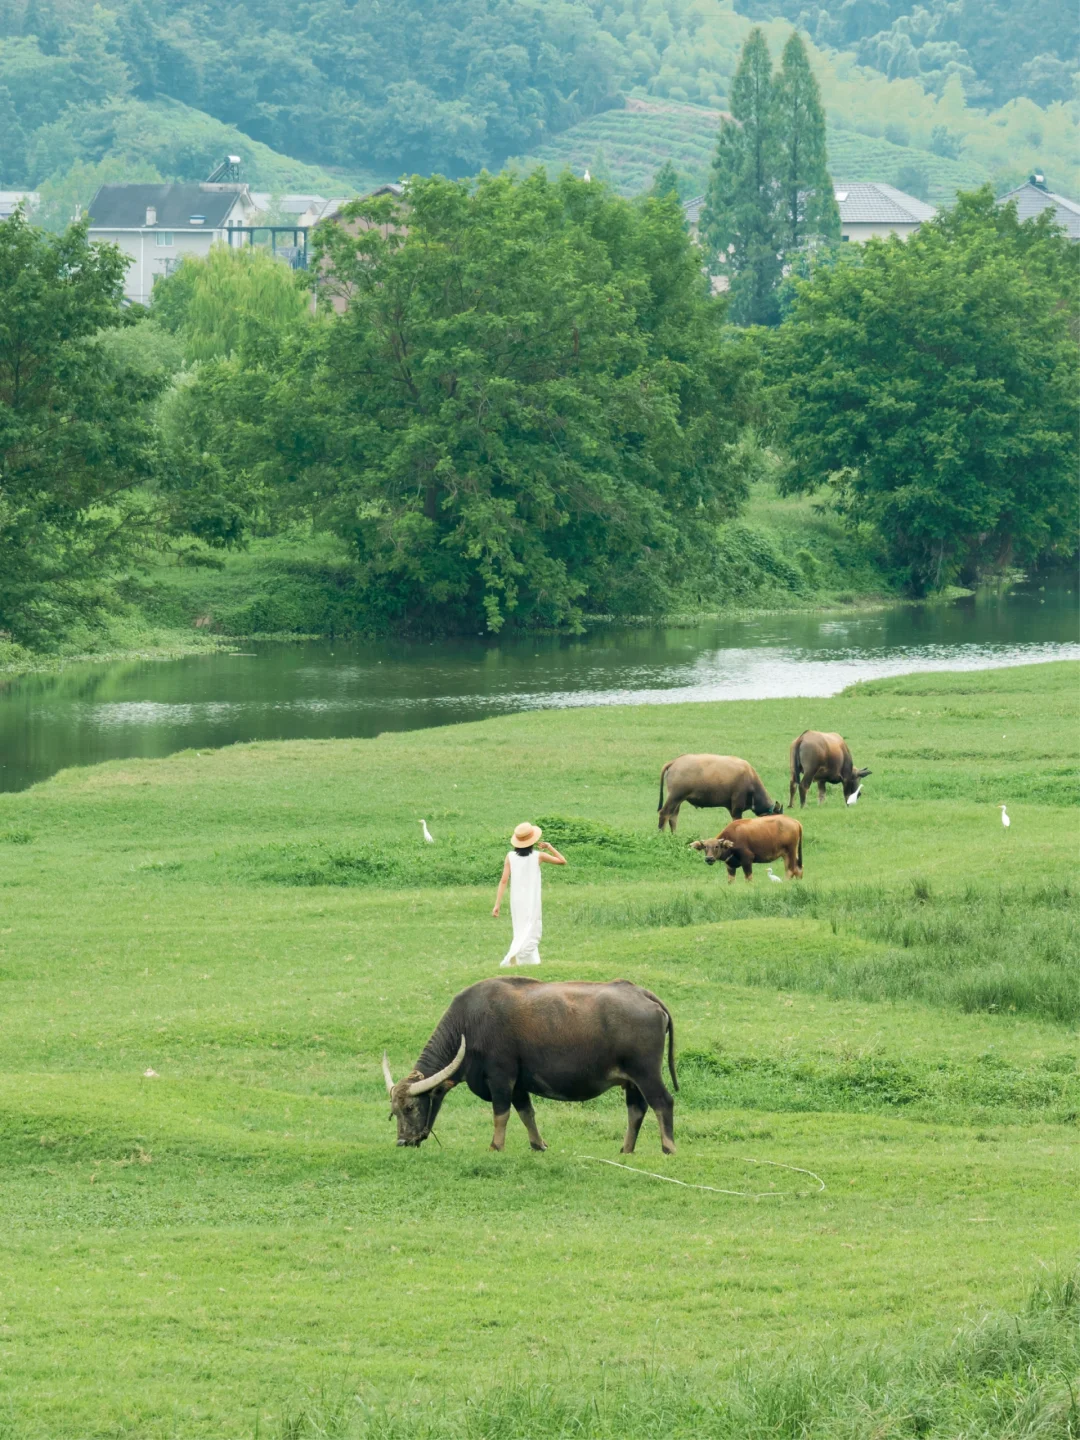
[510,821,542,848]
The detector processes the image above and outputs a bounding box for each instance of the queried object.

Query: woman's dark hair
[513,845,535,857]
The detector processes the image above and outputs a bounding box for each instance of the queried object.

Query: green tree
[772,188,1079,592]
[187,172,761,633]
[0,86,27,186]
[649,159,682,200]
[701,28,781,327]
[151,244,313,363]
[0,212,163,643]
[772,33,838,250]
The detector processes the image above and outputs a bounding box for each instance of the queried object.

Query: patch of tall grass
[266,1269,1079,1439]
[574,880,1079,1024]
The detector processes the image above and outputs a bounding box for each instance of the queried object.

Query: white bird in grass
[767,867,783,884]
[998,803,1010,830]
[846,784,862,806]
[420,819,435,844]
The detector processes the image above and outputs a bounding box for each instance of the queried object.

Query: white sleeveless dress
[501,849,542,966]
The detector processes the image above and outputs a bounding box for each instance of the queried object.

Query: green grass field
[0,663,1076,1437]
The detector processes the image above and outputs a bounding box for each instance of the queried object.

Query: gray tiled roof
[998,181,1080,240]
[834,182,936,225]
[87,183,247,229]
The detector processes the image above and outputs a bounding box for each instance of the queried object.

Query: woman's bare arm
[537,841,567,866]
[492,857,511,915]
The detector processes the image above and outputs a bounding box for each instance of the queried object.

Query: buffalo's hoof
[662,1143,676,1155]
[530,1140,548,1152]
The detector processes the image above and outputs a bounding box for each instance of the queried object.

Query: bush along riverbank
[129,485,898,645]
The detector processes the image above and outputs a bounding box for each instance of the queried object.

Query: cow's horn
[382,1052,395,1095]
[407,1035,467,1095]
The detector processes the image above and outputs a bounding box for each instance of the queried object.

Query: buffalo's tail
[797,828,803,869]
[658,762,669,814]
[642,988,678,1092]
[791,734,805,786]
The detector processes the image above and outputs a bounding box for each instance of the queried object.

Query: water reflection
[1,580,1076,792]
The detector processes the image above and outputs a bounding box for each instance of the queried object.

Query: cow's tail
[642,988,678,1092]
[658,762,670,814]
[797,827,803,870]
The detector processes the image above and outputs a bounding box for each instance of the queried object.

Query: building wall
[840,221,922,244]
[91,228,228,304]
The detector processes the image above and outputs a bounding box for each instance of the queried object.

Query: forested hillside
[734,0,1077,107]
[1,0,1076,223]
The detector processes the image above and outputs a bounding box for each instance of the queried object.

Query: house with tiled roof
[87,173,258,304]
[834,183,936,243]
[998,174,1080,241]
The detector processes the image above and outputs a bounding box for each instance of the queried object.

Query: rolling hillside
[513,96,991,202]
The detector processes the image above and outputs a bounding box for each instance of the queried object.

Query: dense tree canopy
[177,173,763,633]
[733,0,1078,107]
[771,188,1079,593]
[0,212,162,642]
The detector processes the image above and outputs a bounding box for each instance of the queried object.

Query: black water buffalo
[382,977,678,1154]
[789,731,871,808]
[690,815,803,880]
[658,753,782,833]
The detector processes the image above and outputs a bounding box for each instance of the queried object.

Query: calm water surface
[2,580,1076,791]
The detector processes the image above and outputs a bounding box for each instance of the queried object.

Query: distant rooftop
[834,183,936,225]
[998,177,1080,241]
[86,183,250,230]
[0,190,39,218]
[249,193,349,220]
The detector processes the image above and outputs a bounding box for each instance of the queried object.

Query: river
[1,579,1076,792]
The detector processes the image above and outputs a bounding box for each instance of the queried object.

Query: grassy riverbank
[0,662,1075,1437]
[130,484,896,643]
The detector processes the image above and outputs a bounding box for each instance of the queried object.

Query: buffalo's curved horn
[406,1036,467,1095]
[382,1052,395,1095]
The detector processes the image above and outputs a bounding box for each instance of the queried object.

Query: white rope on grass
[575,1154,826,1199]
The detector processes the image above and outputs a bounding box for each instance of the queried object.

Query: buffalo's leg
[490,1083,513,1151]
[798,780,809,808]
[637,1077,676,1155]
[512,1087,547,1152]
[743,861,753,882]
[817,779,827,805]
[621,1084,648,1154]
[788,778,798,808]
[726,862,738,884]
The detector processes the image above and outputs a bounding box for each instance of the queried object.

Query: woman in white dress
[492,822,567,966]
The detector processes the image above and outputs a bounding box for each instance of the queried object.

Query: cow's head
[690,837,736,866]
[842,767,871,799]
[382,1036,466,1147]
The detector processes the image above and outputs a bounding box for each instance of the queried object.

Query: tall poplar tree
[772,33,839,250]
[701,28,781,327]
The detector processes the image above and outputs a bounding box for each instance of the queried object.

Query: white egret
[767,867,783,883]
[420,819,435,843]
[846,784,862,806]
[998,804,1010,830]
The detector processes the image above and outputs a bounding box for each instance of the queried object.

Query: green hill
[512,97,991,203]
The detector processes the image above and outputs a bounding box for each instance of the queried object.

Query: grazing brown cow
[658,754,782,833]
[789,731,871,808]
[383,977,678,1154]
[690,815,803,881]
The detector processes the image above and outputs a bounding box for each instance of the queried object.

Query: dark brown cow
[789,731,871,808]
[690,815,803,881]
[658,754,782,833]
[382,977,678,1154]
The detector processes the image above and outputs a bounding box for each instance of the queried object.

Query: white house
[834,182,936,242]
[997,174,1080,241]
[0,191,39,219]
[86,180,259,304]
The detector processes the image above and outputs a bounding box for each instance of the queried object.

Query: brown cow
[658,754,782,833]
[789,731,871,808]
[690,815,803,881]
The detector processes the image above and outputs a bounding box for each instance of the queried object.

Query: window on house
[155,232,174,246]
[841,234,850,242]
